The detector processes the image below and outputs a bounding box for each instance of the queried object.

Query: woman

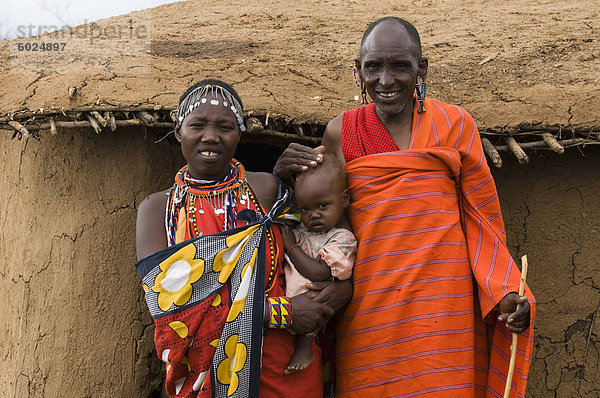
[136,79,349,397]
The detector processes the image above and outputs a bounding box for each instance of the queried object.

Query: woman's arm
[245,171,279,210]
[136,190,169,261]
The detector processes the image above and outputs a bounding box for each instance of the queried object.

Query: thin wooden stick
[90,111,108,127]
[85,113,103,134]
[503,255,529,398]
[49,118,57,135]
[494,138,591,151]
[505,136,529,164]
[7,120,30,137]
[105,111,117,132]
[541,132,565,154]
[481,137,503,168]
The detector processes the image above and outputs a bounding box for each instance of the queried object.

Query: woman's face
[176,94,241,180]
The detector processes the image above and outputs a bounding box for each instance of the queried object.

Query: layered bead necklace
[166,160,250,244]
[165,160,279,295]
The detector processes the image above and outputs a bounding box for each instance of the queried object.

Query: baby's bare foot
[284,337,314,374]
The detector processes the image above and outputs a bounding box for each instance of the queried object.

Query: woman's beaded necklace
[166,160,278,294]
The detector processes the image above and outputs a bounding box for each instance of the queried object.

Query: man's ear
[174,125,181,142]
[342,189,351,207]
[355,58,362,74]
[418,56,429,81]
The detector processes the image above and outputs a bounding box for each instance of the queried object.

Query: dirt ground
[1,1,599,397]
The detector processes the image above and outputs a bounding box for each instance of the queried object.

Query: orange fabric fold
[336,146,535,397]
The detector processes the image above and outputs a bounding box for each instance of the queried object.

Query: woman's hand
[306,279,353,313]
[289,292,335,335]
[497,292,531,333]
[273,143,324,185]
[280,225,297,250]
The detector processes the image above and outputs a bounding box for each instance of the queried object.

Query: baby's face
[294,173,347,233]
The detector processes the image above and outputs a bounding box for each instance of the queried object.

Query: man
[275,16,534,397]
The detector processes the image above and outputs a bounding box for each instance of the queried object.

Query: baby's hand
[280,225,296,249]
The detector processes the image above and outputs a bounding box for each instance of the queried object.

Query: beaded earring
[415,76,426,113]
[360,77,368,105]
[353,65,368,104]
[353,67,360,101]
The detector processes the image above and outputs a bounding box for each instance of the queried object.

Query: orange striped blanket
[336,145,535,395]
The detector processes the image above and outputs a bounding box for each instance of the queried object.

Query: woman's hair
[178,78,244,111]
[295,153,346,189]
[360,16,422,58]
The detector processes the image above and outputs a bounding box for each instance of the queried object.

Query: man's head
[356,17,428,119]
[360,17,422,59]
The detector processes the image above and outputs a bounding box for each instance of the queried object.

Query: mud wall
[0,127,598,397]
[0,128,183,397]
[493,147,600,397]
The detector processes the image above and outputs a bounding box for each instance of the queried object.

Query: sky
[1,0,183,40]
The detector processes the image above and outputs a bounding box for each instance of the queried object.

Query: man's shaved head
[360,16,422,58]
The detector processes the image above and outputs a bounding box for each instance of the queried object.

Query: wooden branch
[136,111,157,125]
[105,111,117,132]
[503,255,529,398]
[246,117,264,133]
[494,138,589,152]
[481,137,503,168]
[115,120,171,128]
[240,129,320,146]
[541,133,564,154]
[49,118,57,135]
[291,124,305,136]
[505,136,529,164]
[90,111,108,127]
[85,113,102,134]
[7,120,30,137]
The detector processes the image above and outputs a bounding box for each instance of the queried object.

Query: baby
[280,153,357,374]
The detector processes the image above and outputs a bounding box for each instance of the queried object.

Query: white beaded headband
[176,84,246,132]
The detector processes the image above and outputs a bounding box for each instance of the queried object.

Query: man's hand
[289,292,335,335]
[497,292,531,333]
[273,143,324,185]
[306,279,353,313]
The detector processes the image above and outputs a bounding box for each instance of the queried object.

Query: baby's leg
[284,335,314,374]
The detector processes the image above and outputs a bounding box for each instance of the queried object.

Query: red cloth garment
[337,100,535,397]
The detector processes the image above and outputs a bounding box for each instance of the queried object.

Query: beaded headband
[176,84,246,132]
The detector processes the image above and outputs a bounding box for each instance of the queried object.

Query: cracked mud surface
[1,0,599,131]
[1,1,599,397]
[0,128,184,397]
[494,148,600,397]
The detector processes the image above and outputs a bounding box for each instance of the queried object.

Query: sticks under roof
[1,107,599,167]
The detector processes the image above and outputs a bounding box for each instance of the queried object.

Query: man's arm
[320,114,345,165]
